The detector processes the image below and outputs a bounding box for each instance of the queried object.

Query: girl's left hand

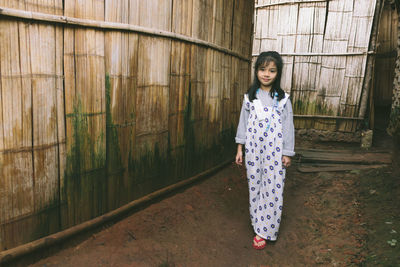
[282,156,291,168]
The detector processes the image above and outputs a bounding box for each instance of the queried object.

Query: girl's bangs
[257,56,276,70]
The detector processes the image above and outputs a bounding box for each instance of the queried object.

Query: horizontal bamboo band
[0,204,61,227]
[0,73,64,79]
[65,112,105,118]
[0,7,250,62]
[294,114,364,120]
[256,0,327,9]
[252,51,374,57]
[0,140,66,154]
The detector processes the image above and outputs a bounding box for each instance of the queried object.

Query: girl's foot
[252,235,266,250]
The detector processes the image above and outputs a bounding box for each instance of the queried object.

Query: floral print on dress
[244,94,287,241]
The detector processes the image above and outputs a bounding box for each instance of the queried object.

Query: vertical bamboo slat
[104,0,138,208]
[221,54,233,135]
[62,0,106,228]
[133,0,172,193]
[169,41,190,179]
[29,22,60,240]
[190,44,208,161]
[0,21,34,251]
[169,0,193,179]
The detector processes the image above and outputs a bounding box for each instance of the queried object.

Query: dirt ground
[8,142,399,267]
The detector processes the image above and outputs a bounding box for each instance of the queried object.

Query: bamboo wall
[253,0,377,132]
[374,1,397,107]
[0,0,254,251]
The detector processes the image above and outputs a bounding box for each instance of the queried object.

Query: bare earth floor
[19,151,399,267]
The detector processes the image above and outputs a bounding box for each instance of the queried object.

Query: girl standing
[235,51,295,250]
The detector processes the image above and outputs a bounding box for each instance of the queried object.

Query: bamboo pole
[0,6,250,62]
[252,51,375,57]
[358,0,383,119]
[294,114,364,120]
[255,0,327,9]
[0,159,233,265]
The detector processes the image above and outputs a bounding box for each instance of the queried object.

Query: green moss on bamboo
[105,74,123,173]
[63,91,107,227]
[66,95,106,175]
[63,77,236,226]
[293,99,335,116]
[128,81,236,195]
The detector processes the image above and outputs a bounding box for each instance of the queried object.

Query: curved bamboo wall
[253,0,378,132]
[0,0,254,251]
[374,1,397,107]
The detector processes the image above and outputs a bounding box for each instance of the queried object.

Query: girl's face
[257,61,278,90]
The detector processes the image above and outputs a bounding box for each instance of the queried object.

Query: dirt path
[23,157,374,267]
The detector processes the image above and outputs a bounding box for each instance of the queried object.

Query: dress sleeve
[235,95,250,144]
[282,99,295,156]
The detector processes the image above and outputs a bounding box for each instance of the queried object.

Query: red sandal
[252,236,266,250]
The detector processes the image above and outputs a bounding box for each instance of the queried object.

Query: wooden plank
[296,149,392,164]
[298,163,389,173]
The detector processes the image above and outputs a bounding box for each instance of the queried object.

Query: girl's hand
[282,156,291,168]
[236,145,243,165]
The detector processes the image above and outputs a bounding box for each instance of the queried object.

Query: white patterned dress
[244,93,290,241]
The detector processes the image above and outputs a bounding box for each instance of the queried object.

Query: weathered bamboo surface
[374,1,397,107]
[253,0,378,132]
[0,0,254,251]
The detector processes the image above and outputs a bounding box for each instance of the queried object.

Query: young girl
[235,51,295,250]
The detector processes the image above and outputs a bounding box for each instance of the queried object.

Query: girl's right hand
[235,147,243,165]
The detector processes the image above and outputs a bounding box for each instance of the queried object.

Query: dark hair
[247,51,285,102]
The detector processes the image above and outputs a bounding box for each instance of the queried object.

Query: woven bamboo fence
[253,0,379,133]
[0,0,254,251]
